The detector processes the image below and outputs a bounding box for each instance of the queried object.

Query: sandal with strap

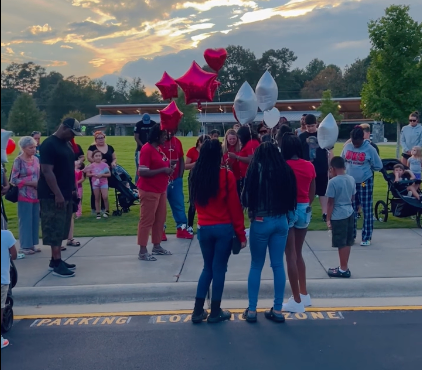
[138,253,157,262]
[265,308,286,323]
[61,246,67,251]
[31,247,42,253]
[67,239,81,247]
[20,249,35,255]
[152,247,172,256]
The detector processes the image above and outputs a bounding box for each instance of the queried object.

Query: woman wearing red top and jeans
[228,126,260,195]
[190,140,247,323]
[137,124,174,261]
[186,135,209,232]
[281,133,316,313]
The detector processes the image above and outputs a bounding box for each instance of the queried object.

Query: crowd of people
[0,111,421,345]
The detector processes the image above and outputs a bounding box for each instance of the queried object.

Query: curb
[13,277,422,307]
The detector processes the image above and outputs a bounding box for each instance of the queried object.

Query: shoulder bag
[5,160,19,203]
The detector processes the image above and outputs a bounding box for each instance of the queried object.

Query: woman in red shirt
[228,126,260,195]
[222,129,241,182]
[137,124,174,261]
[281,133,316,313]
[186,135,209,231]
[190,139,247,324]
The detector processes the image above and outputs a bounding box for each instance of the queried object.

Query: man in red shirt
[160,131,193,239]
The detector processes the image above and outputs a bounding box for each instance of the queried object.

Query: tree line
[1,47,371,136]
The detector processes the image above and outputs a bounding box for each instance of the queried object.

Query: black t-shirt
[38,135,76,200]
[134,120,156,151]
[88,145,115,167]
[370,142,380,155]
[299,132,329,174]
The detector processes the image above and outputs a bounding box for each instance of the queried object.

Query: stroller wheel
[375,200,388,223]
[417,211,422,229]
[1,305,14,333]
[112,210,121,217]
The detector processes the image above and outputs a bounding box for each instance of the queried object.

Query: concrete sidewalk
[12,228,422,306]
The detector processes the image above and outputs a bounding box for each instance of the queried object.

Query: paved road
[1,309,421,370]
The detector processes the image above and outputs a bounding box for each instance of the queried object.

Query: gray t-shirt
[408,157,421,175]
[326,174,356,221]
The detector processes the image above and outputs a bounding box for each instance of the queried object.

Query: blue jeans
[167,177,187,228]
[248,215,289,311]
[18,201,40,249]
[196,224,233,301]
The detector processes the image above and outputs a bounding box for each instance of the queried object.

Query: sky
[1,0,421,89]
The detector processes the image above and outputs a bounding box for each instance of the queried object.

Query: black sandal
[265,308,285,323]
[67,239,81,247]
[191,310,208,324]
[328,267,351,278]
[242,308,257,323]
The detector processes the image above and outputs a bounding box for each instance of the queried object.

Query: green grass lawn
[3,136,417,238]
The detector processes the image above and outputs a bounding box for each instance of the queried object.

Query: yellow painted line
[15,305,422,320]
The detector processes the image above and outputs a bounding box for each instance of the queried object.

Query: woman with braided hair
[341,126,382,246]
[241,142,297,323]
[190,139,246,324]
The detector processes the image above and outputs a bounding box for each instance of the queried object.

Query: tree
[62,110,86,123]
[1,110,8,129]
[1,62,46,94]
[304,59,327,81]
[176,91,200,135]
[301,66,344,98]
[318,90,344,122]
[218,45,259,101]
[342,57,371,97]
[258,48,300,99]
[361,5,422,158]
[8,93,45,135]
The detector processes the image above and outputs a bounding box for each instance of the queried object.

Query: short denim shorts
[288,203,311,229]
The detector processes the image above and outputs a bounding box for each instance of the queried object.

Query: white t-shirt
[1,230,16,285]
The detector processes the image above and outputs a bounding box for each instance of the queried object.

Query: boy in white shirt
[1,229,17,349]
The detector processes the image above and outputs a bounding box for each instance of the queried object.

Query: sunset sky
[1,0,421,88]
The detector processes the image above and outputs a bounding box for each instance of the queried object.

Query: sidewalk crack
[305,239,330,278]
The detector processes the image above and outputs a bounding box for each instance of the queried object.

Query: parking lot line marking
[14,305,422,320]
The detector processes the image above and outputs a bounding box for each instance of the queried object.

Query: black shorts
[40,199,73,247]
[331,213,355,249]
[315,173,329,197]
[402,153,411,160]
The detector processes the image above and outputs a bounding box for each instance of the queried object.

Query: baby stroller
[109,165,139,216]
[2,260,17,333]
[375,159,422,229]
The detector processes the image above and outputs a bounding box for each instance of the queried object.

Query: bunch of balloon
[256,71,280,137]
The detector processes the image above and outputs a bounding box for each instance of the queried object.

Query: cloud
[60,45,74,49]
[89,58,106,67]
[29,24,52,35]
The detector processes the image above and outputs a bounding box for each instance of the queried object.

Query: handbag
[225,168,242,255]
[5,164,18,203]
[5,185,18,203]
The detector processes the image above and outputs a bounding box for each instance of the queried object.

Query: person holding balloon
[228,126,260,195]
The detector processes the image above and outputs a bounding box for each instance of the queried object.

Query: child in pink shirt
[86,151,111,219]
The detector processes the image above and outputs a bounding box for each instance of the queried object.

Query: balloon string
[216,83,226,137]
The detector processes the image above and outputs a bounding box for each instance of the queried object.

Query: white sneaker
[187,226,194,235]
[300,293,312,307]
[245,228,250,238]
[282,297,305,313]
[1,336,9,349]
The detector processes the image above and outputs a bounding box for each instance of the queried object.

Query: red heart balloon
[160,101,183,133]
[156,72,178,100]
[204,48,227,72]
[175,61,217,105]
